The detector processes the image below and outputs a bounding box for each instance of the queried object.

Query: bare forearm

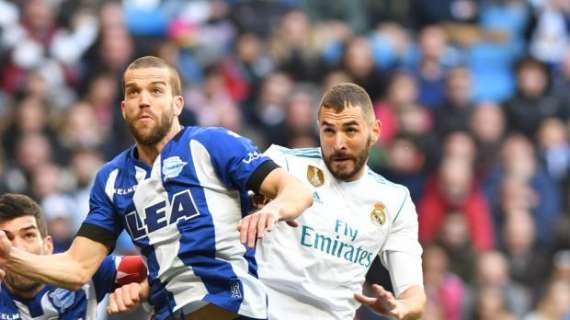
[397,285,426,320]
[265,177,313,220]
[5,236,108,291]
[7,249,90,291]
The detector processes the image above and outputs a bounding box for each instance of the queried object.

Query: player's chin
[331,162,353,175]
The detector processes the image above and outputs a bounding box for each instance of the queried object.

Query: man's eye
[24,233,36,239]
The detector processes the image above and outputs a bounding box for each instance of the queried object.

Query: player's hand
[354,284,411,320]
[107,281,149,315]
[0,230,12,266]
[238,203,298,248]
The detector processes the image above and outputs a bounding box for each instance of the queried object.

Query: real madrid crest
[371,202,387,225]
[307,165,324,187]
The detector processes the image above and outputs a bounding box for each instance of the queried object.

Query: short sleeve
[263,145,290,169]
[91,256,117,302]
[198,128,275,193]
[77,168,123,248]
[380,189,423,296]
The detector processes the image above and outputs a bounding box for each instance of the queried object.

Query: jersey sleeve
[199,128,278,193]
[91,256,118,302]
[263,145,290,169]
[77,168,123,250]
[379,189,423,296]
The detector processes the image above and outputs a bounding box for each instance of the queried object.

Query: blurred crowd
[0,0,570,319]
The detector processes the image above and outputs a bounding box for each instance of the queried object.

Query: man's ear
[120,101,126,119]
[43,235,54,255]
[371,119,382,144]
[173,95,184,116]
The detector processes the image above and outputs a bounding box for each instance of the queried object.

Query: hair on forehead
[319,82,374,123]
[123,56,182,96]
[0,193,47,238]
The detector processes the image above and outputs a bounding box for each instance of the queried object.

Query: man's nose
[139,90,151,107]
[334,134,347,150]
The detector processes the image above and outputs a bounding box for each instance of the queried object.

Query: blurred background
[0,0,569,319]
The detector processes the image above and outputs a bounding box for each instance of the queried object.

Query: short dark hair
[318,82,374,124]
[0,194,47,237]
[122,56,182,96]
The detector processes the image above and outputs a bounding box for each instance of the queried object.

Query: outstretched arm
[0,234,109,291]
[239,167,313,247]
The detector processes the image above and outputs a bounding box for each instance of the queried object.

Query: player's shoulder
[366,169,410,197]
[265,144,322,160]
[186,126,242,143]
[94,148,132,181]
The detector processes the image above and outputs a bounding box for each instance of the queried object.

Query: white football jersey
[256,145,423,320]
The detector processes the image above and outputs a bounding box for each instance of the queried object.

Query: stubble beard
[128,107,174,147]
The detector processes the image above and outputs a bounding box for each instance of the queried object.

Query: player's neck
[136,121,182,166]
[341,167,366,182]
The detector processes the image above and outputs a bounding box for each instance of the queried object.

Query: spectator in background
[470,102,506,178]
[59,101,106,152]
[472,286,516,320]
[341,36,385,101]
[422,245,465,320]
[442,131,477,163]
[418,156,495,252]
[5,133,53,195]
[467,251,530,319]
[246,71,294,148]
[374,71,424,146]
[435,213,477,283]
[1,0,96,103]
[282,85,319,147]
[269,10,324,82]
[380,134,427,202]
[408,25,453,110]
[2,96,60,160]
[484,134,562,249]
[536,117,570,185]
[434,67,474,138]
[501,209,550,298]
[504,57,566,139]
[219,32,274,104]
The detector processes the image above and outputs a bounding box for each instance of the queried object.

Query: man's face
[0,216,52,295]
[121,67,183,146]
[319,105,379,181]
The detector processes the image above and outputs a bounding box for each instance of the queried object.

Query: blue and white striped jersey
[78,127,274,320]
[0,256,118,320]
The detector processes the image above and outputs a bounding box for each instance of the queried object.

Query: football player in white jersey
[0,56,313,320]
[255,83,425,320]
[0,193,147,320]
